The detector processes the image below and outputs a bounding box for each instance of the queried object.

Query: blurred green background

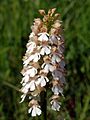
[0,0,90,120]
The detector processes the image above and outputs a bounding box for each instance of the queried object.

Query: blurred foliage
[0,0,90,120]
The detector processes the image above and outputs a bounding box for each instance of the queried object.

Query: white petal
[49,64,55,72]
[33,53,40,62]
[29,81,36,91]
[21,85,28,93]
[29,54,35,61]
[41,77,46,87]
[38,33,49,41]
[45,46,51,54]
[23,55,34,66]
[27,42,36,53]
[56,56,61,63]
[23,58,30,67]
[38,35,43,41]
[22,82,26,86]
[35,79,40,86]
[28,107,32,113]
[51,101,60,111]
[41,63,45,68]
[43,35,48,41]
[52,105,56,111]
[19,94,26,103]
[52,56,55,63]
[29,32,35,38]
[40,47,45,55]
[45,77,49,82]
[52,86,59,95]
[32,107,36,116]
[52,55,61,64]
[44,64,49,73]
[30,68,37,77]
[36,107,42,116]
[21,75,29,84]
[25,67,37,77]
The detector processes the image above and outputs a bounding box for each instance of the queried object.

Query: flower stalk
[20,8,66,119]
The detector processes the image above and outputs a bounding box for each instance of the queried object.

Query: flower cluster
[20,8,66,117]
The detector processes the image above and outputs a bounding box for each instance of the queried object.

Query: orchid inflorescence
[20,8,66,117]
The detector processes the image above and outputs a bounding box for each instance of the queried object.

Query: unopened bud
[39,10,46,16]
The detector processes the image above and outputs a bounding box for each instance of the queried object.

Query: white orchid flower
[20,75,29,85]
[41,63,55,73]
[35,76,49,87]
[23,53,40,66]
[28,105,42,116]
[51,100,61,111]
[40,46,51,55]
[52,85,63,95]
[21,82,31,94]
[26,42,36,53]
[21,80,36,94]
[38,32,49,41]
[29,80,36,91]
[51,54,61,64]
[23,66,37,77]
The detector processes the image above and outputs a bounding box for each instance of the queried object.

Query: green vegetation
[0,0,90,120]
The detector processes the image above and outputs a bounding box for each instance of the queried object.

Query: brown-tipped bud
[54,13,60,19]
[52,20,61,28]
[40,26,47,32]
[51,8,56,15]
[48,8,56,16]
[52,46,57,52]
[31,62,40,69]
[34,18,42,27]
[50,28,57,34]
[43,56,51,63]
[39,10,46,16]
[43,15,49,22]
[48,9,52,16]
[31,25,39,34]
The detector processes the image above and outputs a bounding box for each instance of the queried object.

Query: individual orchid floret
[52,80,63,95]
[49,35,58,45]
[51,54,61,64]
[35,75,49,87]
[20,75,29,85]
[50,95,61,111]
[40,45,51,55]
[41,63,56,73]
[28,99,42,116]
[38,32,49,41]
[23,53,40,66]
[28,53,40,62]
[23,66,37,77]
[51,100,61,111]
[26,41,36,53]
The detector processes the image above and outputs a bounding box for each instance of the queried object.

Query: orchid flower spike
[20,8,66,117]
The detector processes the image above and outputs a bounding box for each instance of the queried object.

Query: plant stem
[40,91,47,120]
[79,93,90,120]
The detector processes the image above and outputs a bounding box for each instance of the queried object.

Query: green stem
[79,94,90,120]
[3,81,21,93]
